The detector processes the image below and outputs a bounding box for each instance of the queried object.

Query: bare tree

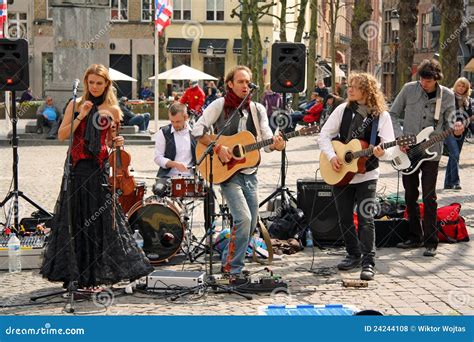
[306,0,318,99]
[435,0,464,87]
[350,0,372,72]
[397,0,419,91]
[292,0,310,107]
[320,0,348,93]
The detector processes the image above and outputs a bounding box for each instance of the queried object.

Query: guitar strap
[250,101,262,142]
[433,86,443,127]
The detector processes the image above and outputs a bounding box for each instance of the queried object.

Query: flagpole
[154,25,159,132]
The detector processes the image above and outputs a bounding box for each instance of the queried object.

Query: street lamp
[391,9,400,100]
[206,43,214,57]
[303,32,310,46]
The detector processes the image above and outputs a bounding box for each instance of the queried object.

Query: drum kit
[118,175,213,265]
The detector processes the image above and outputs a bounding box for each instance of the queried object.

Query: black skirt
[41,159,153,288]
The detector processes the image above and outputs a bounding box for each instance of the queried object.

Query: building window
[8,13,28,39]
[141,0,153,21]
[383,10,392,44]
[111,0,128,21]
[137,55,154,99]
[42,53,53,98]
[206,0,224,21]
[174,0,191,20]
[204,57,225,79]
[421,13,430,49]
[47,0,53,20]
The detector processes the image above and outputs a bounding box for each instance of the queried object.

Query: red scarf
[224,88,251,118]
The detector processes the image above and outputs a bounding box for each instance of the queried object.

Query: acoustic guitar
[196,125,320,184]
[319,135,416,186]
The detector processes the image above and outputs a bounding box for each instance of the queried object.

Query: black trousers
[402,160,439,248]
[332,179,377,267]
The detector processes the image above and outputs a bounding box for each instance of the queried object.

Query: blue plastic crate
[259,304,358,316]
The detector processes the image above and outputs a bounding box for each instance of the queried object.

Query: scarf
[224,88,251,118]
[84,93,106,156]
[455,93,469,110]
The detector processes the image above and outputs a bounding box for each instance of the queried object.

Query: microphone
[249,82,259,90]
[72,79,80,95]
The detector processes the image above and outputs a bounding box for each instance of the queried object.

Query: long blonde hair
[80,64,118,107]
[452,77,472,97]
[347,72,387,115]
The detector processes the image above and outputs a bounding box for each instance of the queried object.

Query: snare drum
[170,176,205,198]
[127,197,184,264]
[118,181,146,214]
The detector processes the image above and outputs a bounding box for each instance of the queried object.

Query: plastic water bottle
[305,229,314,247]
[8,233,21,273]
[133,230,144,249]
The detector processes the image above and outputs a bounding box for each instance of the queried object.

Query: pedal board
[211,274,288,294]
[146,270,206,291]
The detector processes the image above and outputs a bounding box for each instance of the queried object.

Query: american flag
[0,0,7,38]
[154,0,172,34]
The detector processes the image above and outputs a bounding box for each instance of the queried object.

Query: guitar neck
[419,128,453,150]
[244,130,302,152]
[352,140,398,159]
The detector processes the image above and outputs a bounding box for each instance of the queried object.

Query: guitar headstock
[298,124,320,136]
[396,134,417,146]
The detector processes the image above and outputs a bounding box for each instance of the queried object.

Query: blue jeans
[444,134,465,187]
[220,173,259,274]
[128,112,150,131]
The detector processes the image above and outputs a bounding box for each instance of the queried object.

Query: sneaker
[443,185,453,190]
[453,184,462,191]
[423,247,437,257]
[360,265,375,281]
[337,255,361,270]
[46,136,56,140]
[396,240,423,249]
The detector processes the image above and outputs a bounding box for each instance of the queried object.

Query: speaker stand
[0,91,52,231]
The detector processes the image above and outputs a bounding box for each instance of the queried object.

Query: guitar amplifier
[297,179,344,245]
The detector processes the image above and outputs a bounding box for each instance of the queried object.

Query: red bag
[436,203,469,243]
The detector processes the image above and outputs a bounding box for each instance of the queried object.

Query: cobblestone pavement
[0,121,472,315]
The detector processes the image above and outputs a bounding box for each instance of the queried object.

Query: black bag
[268,207,308,242]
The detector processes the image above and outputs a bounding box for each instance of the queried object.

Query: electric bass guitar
[391,122,472,175]
[319,135,416,186]
[196,125,320,184]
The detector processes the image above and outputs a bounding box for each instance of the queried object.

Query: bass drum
[127,198,184,265]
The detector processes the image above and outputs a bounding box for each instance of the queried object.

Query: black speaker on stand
[0,38,52,232]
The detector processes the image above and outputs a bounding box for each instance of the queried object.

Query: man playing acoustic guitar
[318,73,395,281]
[192,66,285,277]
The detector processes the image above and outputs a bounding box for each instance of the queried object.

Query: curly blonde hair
[347,72,387,116]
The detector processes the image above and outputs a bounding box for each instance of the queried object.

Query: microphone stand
[31,82,81,312]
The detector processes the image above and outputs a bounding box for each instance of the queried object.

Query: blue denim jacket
[389,81,456,161]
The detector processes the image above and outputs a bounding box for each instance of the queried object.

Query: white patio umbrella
[149,64,217,81]
[109,67,137,82]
